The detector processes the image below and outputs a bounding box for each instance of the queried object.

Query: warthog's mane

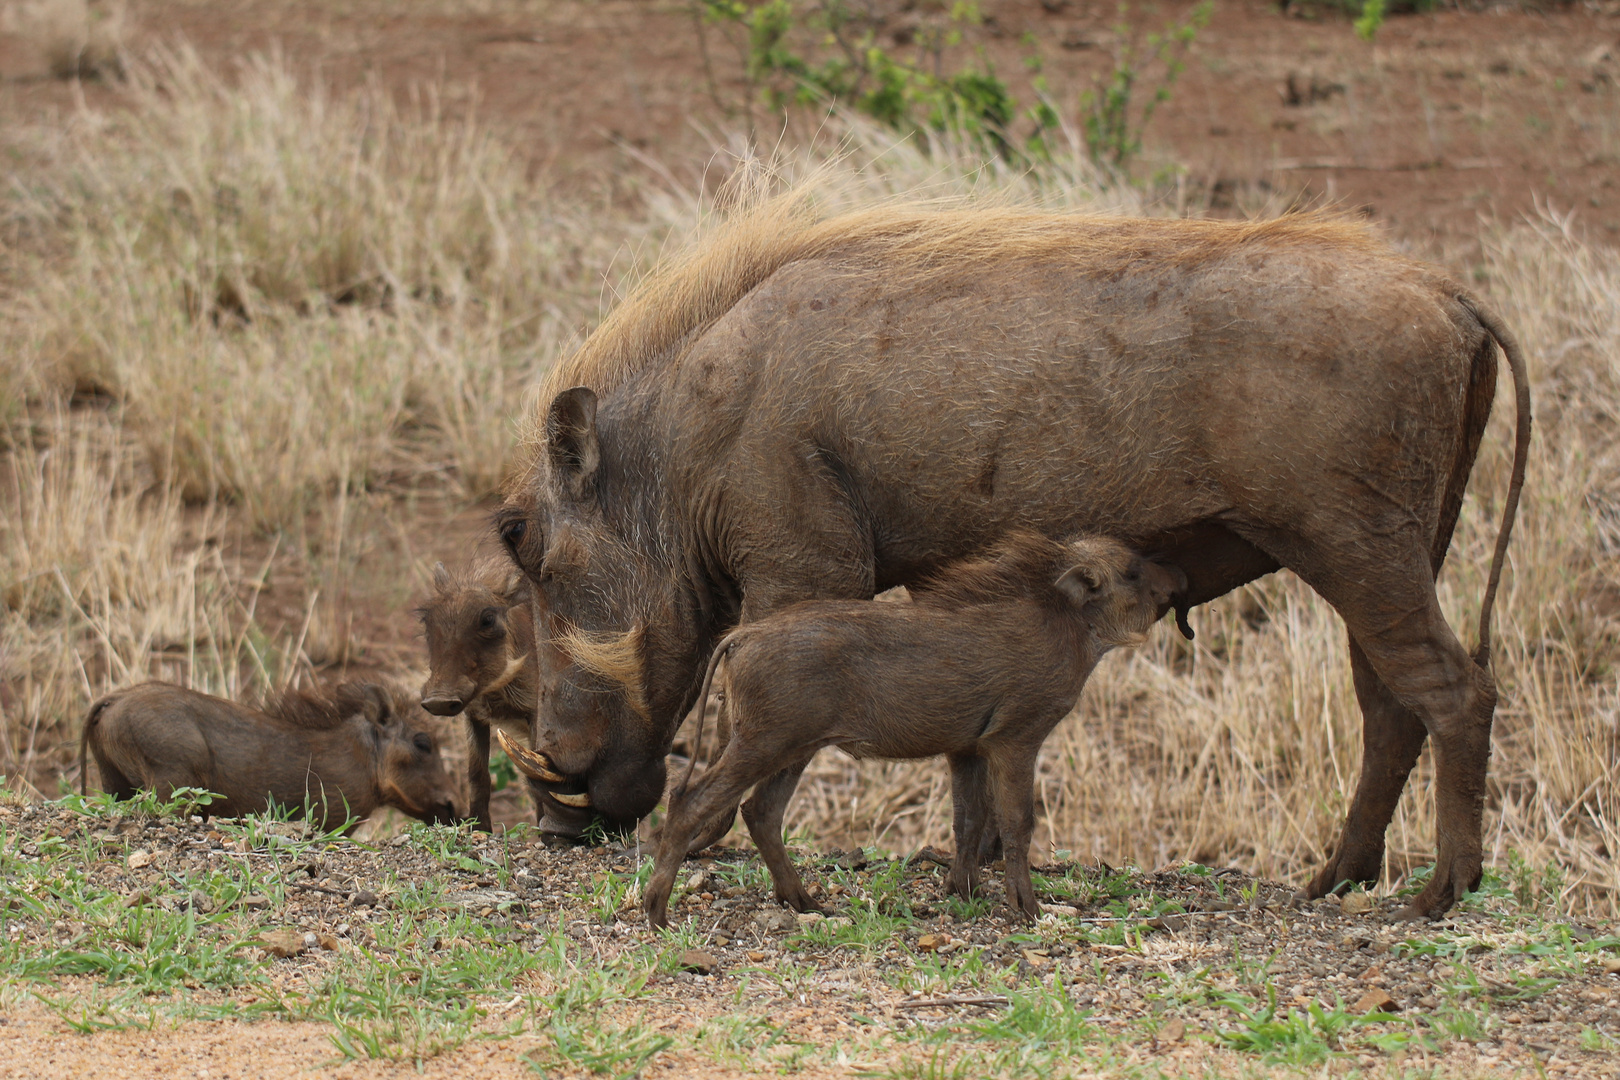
[910,530,1083,609]
[259,682,412,731]
[516,194,1388,470]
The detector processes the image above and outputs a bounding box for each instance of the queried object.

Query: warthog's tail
[1460,294,1533,669]
[79,696,115,797]
[674,632,742,800]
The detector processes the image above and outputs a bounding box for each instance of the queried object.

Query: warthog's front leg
[946,751,991,900]
[985,743,1043,922]
[465,713,494,832]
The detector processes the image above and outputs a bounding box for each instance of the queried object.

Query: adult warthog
[498,201,1530,919]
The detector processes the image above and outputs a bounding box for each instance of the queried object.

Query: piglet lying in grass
[621,532,1183,926]
[79,681,459,832]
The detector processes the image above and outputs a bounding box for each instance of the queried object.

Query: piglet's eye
[412,733,433,754]
[478,608,499,631]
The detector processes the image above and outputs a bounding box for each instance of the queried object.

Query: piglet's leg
[644,750,788,928]
[946,751,990,900]
[986,745,1043,922]
[466,714,493,832]
[740,751,820,914]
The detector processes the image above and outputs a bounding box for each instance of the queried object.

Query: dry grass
[1,0,127,80]
[1,49,1615,917]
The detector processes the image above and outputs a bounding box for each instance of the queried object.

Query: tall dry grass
[1,49,1613,916]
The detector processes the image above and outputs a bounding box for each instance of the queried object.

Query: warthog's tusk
[550,791,592,808]
[493,728,571,784]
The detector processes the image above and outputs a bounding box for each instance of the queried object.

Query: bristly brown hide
[511,198,1386,475]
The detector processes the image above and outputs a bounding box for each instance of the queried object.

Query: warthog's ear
[1055,561,1106,607]
[432,561,451,591]
[545,386,600,501]
[336,683,392,725]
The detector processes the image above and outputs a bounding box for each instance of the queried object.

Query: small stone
[746,950,767,963]
[351,890,378,908]
[188,891,213,913]
[917,932,950,952]
[1601,958,1620,975]
[1021,949,1049,966]
[685,871,705,892]
[795,911,824,926]
[1158,1017,1186,1044]
[1341,891,1375,915]
[257,930,307,959]
[1352,989,1398,1014]
[241,894,270,910]
[316,933,340,951]
[126,850,152,870]
[1039,902,1080,917]
[680,949,719,975]
[302,931,320,951]
[335,923,351,937]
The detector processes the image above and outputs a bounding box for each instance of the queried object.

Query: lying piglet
[625,532,1184,927]
[79,680,459,832]
[418,559,579,832]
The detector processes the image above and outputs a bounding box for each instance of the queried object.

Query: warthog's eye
[412,733,433,754]
[478,607,500,633]
[500,518,527,549]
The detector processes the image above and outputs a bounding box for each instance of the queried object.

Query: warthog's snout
[430,800,460,826]
[420,694,466,716]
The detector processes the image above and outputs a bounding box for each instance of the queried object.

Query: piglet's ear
[432,561,451,590]
[336,683,391,726]
[545,386,600,501]
[1055,563,1103,607]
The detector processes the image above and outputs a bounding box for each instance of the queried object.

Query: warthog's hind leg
[1305,637,1428,898]
[644,747,812,927]
[1298,552,1495,920]
[739,752,820,914]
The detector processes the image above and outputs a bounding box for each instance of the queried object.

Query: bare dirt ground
[2,796,1618,1078]
[3,2,1620,1076]
[5,0,1620,250]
